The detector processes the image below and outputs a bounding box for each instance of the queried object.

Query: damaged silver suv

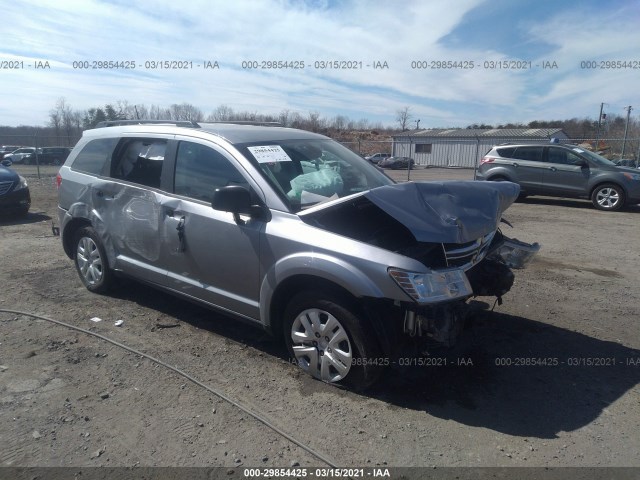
[57,121,539,389]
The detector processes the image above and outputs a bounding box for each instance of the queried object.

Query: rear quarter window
[71,138,118,175]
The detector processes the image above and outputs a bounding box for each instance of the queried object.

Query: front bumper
[0,187,30,215]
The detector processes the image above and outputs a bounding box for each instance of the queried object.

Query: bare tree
[332,115,347,131]
[307,111,322,132]
[48,97,67,144]
[396,106,412,131]
[48,109,62,144]
[278,109,291,127]
[207,104,234,121]
[356,118,370,130]
[168,103,203,122]
[149,104,171,120]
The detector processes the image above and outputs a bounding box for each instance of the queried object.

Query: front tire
[283,291,382,390]
[73,226,113,293]
[591,183,625,211]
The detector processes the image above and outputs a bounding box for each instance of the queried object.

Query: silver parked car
[3,147,36,164]
[477,143,640,211]
[57,121,538,389]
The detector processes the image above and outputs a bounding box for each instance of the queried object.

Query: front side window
[238,139,394,212]
[548,147,568,164]
[174,141,247,202]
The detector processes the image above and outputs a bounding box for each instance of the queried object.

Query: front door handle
[548,166,557,172]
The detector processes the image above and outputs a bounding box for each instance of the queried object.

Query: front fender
[259,252,385,327]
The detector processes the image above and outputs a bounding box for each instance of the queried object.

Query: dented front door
[157,139,263,321]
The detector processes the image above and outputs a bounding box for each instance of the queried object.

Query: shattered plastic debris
[114,320,124,327]
[90,317,102,323]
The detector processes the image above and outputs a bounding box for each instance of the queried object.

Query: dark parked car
[614,159,639,169]
[365,152,391,164]
[378,156,415,169]
[24,147,73,165]
[0,165,30,216]
[477,143,640,211]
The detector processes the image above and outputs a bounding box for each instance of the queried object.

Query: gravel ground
[1,166,639,474]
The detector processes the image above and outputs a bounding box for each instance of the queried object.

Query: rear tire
[283,290,382,391]
[73,226,113,293]
[591,183,625,211]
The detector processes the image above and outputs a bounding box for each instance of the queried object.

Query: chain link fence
[3,133,638,181]
[340,137,640,180]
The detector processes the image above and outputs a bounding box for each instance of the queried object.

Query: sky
[1,0,639,128]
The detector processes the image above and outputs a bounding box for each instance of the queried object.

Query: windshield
[574,148,617,166]
[238,139,394,212]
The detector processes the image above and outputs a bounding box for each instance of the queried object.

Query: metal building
[391,128,569,167]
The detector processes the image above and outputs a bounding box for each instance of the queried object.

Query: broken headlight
[388,267,472,303]
[490,237,540,269]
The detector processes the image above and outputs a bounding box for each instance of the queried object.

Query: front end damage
[302,180,540,349]
[396,231,539,346]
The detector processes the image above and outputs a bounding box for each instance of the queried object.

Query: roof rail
[204,121,283,127]
[93,120,201,129]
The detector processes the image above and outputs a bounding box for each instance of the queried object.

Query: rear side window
[71,138,118,175]
[512,146,543,162]
[174,141,247,202]
[496,147,516,158]
[112,139,167,188]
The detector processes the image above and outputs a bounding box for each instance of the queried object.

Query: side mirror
[211,186,270,225]
[576,159,588,168]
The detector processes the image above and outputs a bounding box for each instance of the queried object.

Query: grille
[443,231,496,269]
[0,181,14,196]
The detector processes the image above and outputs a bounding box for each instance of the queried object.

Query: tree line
[0,99,638,152]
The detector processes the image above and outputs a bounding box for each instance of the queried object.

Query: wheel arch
[62,217,92,258]
[267,275,364,338]
[589,180,628,199]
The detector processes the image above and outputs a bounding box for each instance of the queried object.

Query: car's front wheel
[283,291,382,390]
[591,183,625,211]
[73,226,113,293]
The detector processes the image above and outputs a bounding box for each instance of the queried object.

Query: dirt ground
[1,165,639,473]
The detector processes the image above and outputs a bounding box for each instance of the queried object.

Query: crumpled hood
[363,181,520,244]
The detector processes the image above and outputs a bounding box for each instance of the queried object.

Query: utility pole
[621,106,632,158]
[595,102,605,150]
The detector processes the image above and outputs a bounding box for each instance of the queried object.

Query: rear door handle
[512,163,519,167]
[548,166,557,172]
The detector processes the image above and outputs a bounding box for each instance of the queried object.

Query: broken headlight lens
[491,237,540,269]
[388,268,472,303]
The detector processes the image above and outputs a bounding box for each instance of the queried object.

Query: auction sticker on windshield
[248,145,292,163]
